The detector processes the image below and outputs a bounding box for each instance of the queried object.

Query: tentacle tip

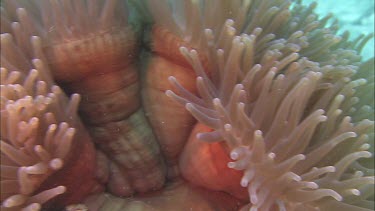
[230,152,239,160]
[217,49,224,55]
[32,58,42,65]
[295,175,302,181]
[30,68,39,75]
[56,186,67,194]
[179,46,188,53]
[350,189,361,196]
[236,83,244,90]
[327,166,336,172]
[348,132,357,138]
[250,195,258,204]
[254,130,263,136]
[72,93,81,99]
[167,76,176,82]
[196,133,204,140]
[298,154,306,160]
[28,203,42,210]
[31,35,41,41]
[34,145,43,151]
[309,182,319,189]
[16,7,27,14]
[360,143,370,150]
[189,49,197,54]
[335,195,343,202]
[238,102,245,109]
[212,98,221,105]
[224,124,232,131]
[227,162,236,169]
[354,171,364,177]
[268,152,276,159]
[165,90,173,97]
[49,158,64,170]
[1,33,11,41]
[359,78,368,84]
[240,179,249,188]
[204,28,212,33]
[185,103,194,111]
[225,19,235,25]
[317,114,327,122]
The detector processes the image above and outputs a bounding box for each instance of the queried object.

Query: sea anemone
[1,0,168,198]
[1,33,101,210]
[162,0,375,210]
[1,0,374,210]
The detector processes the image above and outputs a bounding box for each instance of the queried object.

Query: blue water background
[302,0,374,60]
